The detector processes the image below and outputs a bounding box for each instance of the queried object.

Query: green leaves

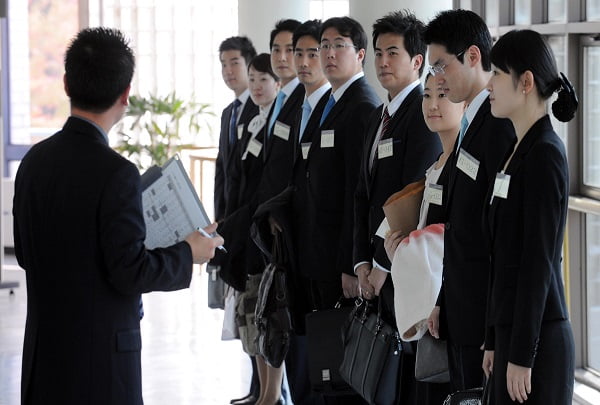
[114,92,214,170]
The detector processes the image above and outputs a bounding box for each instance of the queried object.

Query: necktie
[369,106,391,172]
[458,114,469,146]
[319,95,335,126]
[268,91,286,137]
[229,99,241,146]
[299,99,311,142]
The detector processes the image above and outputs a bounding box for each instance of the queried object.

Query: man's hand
[185,223,224,264]
[482,350,494,378]
[341,273,360,298]
[367,267,388,296]
[506,362,531,403]
[427,306,440,338]
[356,263,375,299]
[383,230,406,262]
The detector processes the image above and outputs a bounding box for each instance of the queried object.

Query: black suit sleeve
[99,163,193,294]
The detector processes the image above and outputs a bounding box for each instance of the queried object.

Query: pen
[197,227,227,253]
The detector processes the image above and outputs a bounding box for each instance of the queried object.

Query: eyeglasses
[428,49,466,76]
[320,41,358,52]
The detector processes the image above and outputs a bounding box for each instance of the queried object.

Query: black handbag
[443,376,492,405]
[415,331,450,383]
[254,233,292,368]
[305,298,355,395]
[339,298,402,405]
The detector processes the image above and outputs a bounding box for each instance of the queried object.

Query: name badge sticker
[237,124,244,140]
[273,121,290,141]
[491,172,511,203]
[456,148,480,181]
[425,183,443,206]
[321,130,335,148]
[247,138,263,158]
[301,142,311,160]
[378,138,393,159]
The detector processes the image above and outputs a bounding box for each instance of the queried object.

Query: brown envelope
[382,178,425,234]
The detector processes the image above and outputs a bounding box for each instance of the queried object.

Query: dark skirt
[492,319,574,404]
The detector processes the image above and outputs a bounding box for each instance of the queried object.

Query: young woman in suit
[384,72,464,404]
[483,29,577,404]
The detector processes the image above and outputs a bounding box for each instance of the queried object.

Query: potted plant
[115,92,214,170]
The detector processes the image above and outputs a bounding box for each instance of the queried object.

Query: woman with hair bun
[483,29,577,404]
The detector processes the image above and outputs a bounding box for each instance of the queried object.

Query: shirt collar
[281,77,300,100]
[332,71,364,102]
[71,115,108,143]
[238,88,250,106]
[306,82,331,110]
[386,79,420,116]
[464,88,490,126]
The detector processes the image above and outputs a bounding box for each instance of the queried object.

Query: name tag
[491,172,511,202]
[321,130,335,148]
[425,183,443,206]
[237,124,244,140]
[247,138,263,158]
[273,121,290,141]
[378,138,393,159]
[456,148,480,181]
[301,142,311,160]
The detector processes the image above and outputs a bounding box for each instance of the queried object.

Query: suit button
[306,172,310,179]
[445,222,451,230]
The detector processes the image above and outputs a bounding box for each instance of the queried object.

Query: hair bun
[551,72,578,122]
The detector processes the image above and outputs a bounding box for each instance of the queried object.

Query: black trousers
[446,339,485,392]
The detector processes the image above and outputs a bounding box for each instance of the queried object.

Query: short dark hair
[270,19,302,49]
[248,53,280,82]
[219,36,257,66]
[424,9,493,71]
[64,27,135,113]
[372,10,426,76]
[320,16,368,66]
[293,19,322,49]
[491,29,578,122]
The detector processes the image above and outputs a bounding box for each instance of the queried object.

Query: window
[588,0,600,21]
[310,0,349,19]
[514,0,531,25]
[586,213,600,372]
[548,0,566,23]
[582,38,600,189]
[547,35,567,146]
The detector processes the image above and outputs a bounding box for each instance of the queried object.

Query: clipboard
[141,155,211,249]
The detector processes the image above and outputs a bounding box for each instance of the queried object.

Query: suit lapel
[295,89,330,167]
[264,83,304,161]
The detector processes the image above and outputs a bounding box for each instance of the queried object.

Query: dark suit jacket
[485,115,569,367]
[13,117,193,405]
[353,85,442,270]
[255,83,305,208]
[439,97,515,346]
[214,97,258,220]
[300,76,380,281]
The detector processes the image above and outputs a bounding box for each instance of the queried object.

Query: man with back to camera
[12,27,223,405]
[423,9,516,392]
[353,10,442,404]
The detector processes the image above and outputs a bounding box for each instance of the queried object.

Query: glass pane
[588,0,600,21]
[309,0,349,19]
[460,0,473,10]
[486,0,499,27]
[583,46,600,188]
[514,0,531,25]
[548,0,566,23]
[586,213,600,372]
[547,36,567,146]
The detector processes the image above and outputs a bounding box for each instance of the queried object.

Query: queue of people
[10,6,578,405]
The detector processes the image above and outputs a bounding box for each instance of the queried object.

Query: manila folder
[382,179,425,234]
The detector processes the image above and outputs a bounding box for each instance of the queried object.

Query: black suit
[301,76,380,307]
[439,97,515,390]
[485,115,574,404]
[214,97,258,220]
[13,117,194,405]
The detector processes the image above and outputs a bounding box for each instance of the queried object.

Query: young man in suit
[215,36,258,221]
[352,10,442,404]
[423,9,516,392]
[12,27,223,405]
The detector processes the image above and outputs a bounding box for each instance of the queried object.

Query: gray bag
[415,331,450,383]
[206,264,226,309]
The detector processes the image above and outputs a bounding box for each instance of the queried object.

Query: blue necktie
[229,99,241,146]
[299,99,311,142]
[458,114,469,146]
[268,91,286,137]
[319,95,335,126]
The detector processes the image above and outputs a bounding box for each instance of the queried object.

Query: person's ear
[120,85,131,106]
[357,48,365,65]
[63,74,70,96]
[464,45,481,68]
[413,54,423,72]
[521,70,535,94]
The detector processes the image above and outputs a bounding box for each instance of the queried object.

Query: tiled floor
[0,259,251,405]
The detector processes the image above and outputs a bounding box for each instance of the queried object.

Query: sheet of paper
[375,217,390,239]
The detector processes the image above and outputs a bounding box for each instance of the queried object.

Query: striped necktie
[229,98,241,146]
[299,99,311,142]
[319,95,335,126]
[458,114,469,146]
[268,91,286,137]
[369,106,391,172]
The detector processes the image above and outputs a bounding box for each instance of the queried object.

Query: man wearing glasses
[423,9,515,392]
[300,16,380,312]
